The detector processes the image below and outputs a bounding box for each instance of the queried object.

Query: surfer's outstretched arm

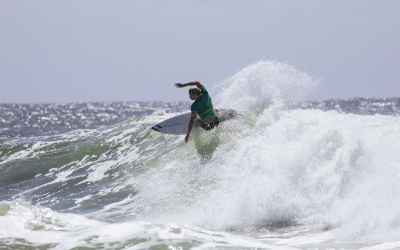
[174,81,204,89]
[185,112,197,143]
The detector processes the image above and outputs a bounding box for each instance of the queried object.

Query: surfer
[174,81,219,143]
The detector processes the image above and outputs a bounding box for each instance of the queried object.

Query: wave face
[1,61,400,249]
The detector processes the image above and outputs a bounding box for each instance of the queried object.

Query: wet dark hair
[189,87,201,96]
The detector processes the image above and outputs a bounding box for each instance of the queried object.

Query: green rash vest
[191,87,215,121]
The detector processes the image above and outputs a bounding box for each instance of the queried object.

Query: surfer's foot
[230,110,237,119]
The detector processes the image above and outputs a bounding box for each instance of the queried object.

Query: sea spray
[214,60,321,113]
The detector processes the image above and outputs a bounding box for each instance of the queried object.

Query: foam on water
[0,202,293,249]
[1,60,400,249]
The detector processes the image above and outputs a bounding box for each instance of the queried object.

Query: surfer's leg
[215,109,230,122]
[214,109,220,120]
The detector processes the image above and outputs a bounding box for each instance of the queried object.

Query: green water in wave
[0,113,248,220]
[0,115,184,215]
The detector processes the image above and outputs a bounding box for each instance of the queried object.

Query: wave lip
[214,60,321,112]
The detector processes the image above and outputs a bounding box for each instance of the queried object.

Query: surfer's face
[189,93,199,100]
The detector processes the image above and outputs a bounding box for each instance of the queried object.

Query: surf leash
[237,114,256,124]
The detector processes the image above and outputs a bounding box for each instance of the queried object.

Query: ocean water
[1,60,400,250]
[0,101,190,138]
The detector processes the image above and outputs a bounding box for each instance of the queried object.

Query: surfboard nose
[151,125,161,132]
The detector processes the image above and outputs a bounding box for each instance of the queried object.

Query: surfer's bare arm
[174,81,204,89]
[185,112,197,143]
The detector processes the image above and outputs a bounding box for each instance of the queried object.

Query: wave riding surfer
[174,81,219,143]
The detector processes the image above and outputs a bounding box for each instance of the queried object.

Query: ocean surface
[1,60,400,250]
[0,101,190,138]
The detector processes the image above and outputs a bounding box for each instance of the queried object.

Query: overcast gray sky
[1,0,399,103]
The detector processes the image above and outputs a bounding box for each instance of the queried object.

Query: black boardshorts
[197,116,220,131]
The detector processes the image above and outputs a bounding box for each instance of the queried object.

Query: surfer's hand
[175,83,184,88]
[185,133,190,143]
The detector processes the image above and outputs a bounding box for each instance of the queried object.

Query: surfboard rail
[151,109,237,135]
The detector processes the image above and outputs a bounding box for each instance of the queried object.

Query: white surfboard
[151,109,237,135]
